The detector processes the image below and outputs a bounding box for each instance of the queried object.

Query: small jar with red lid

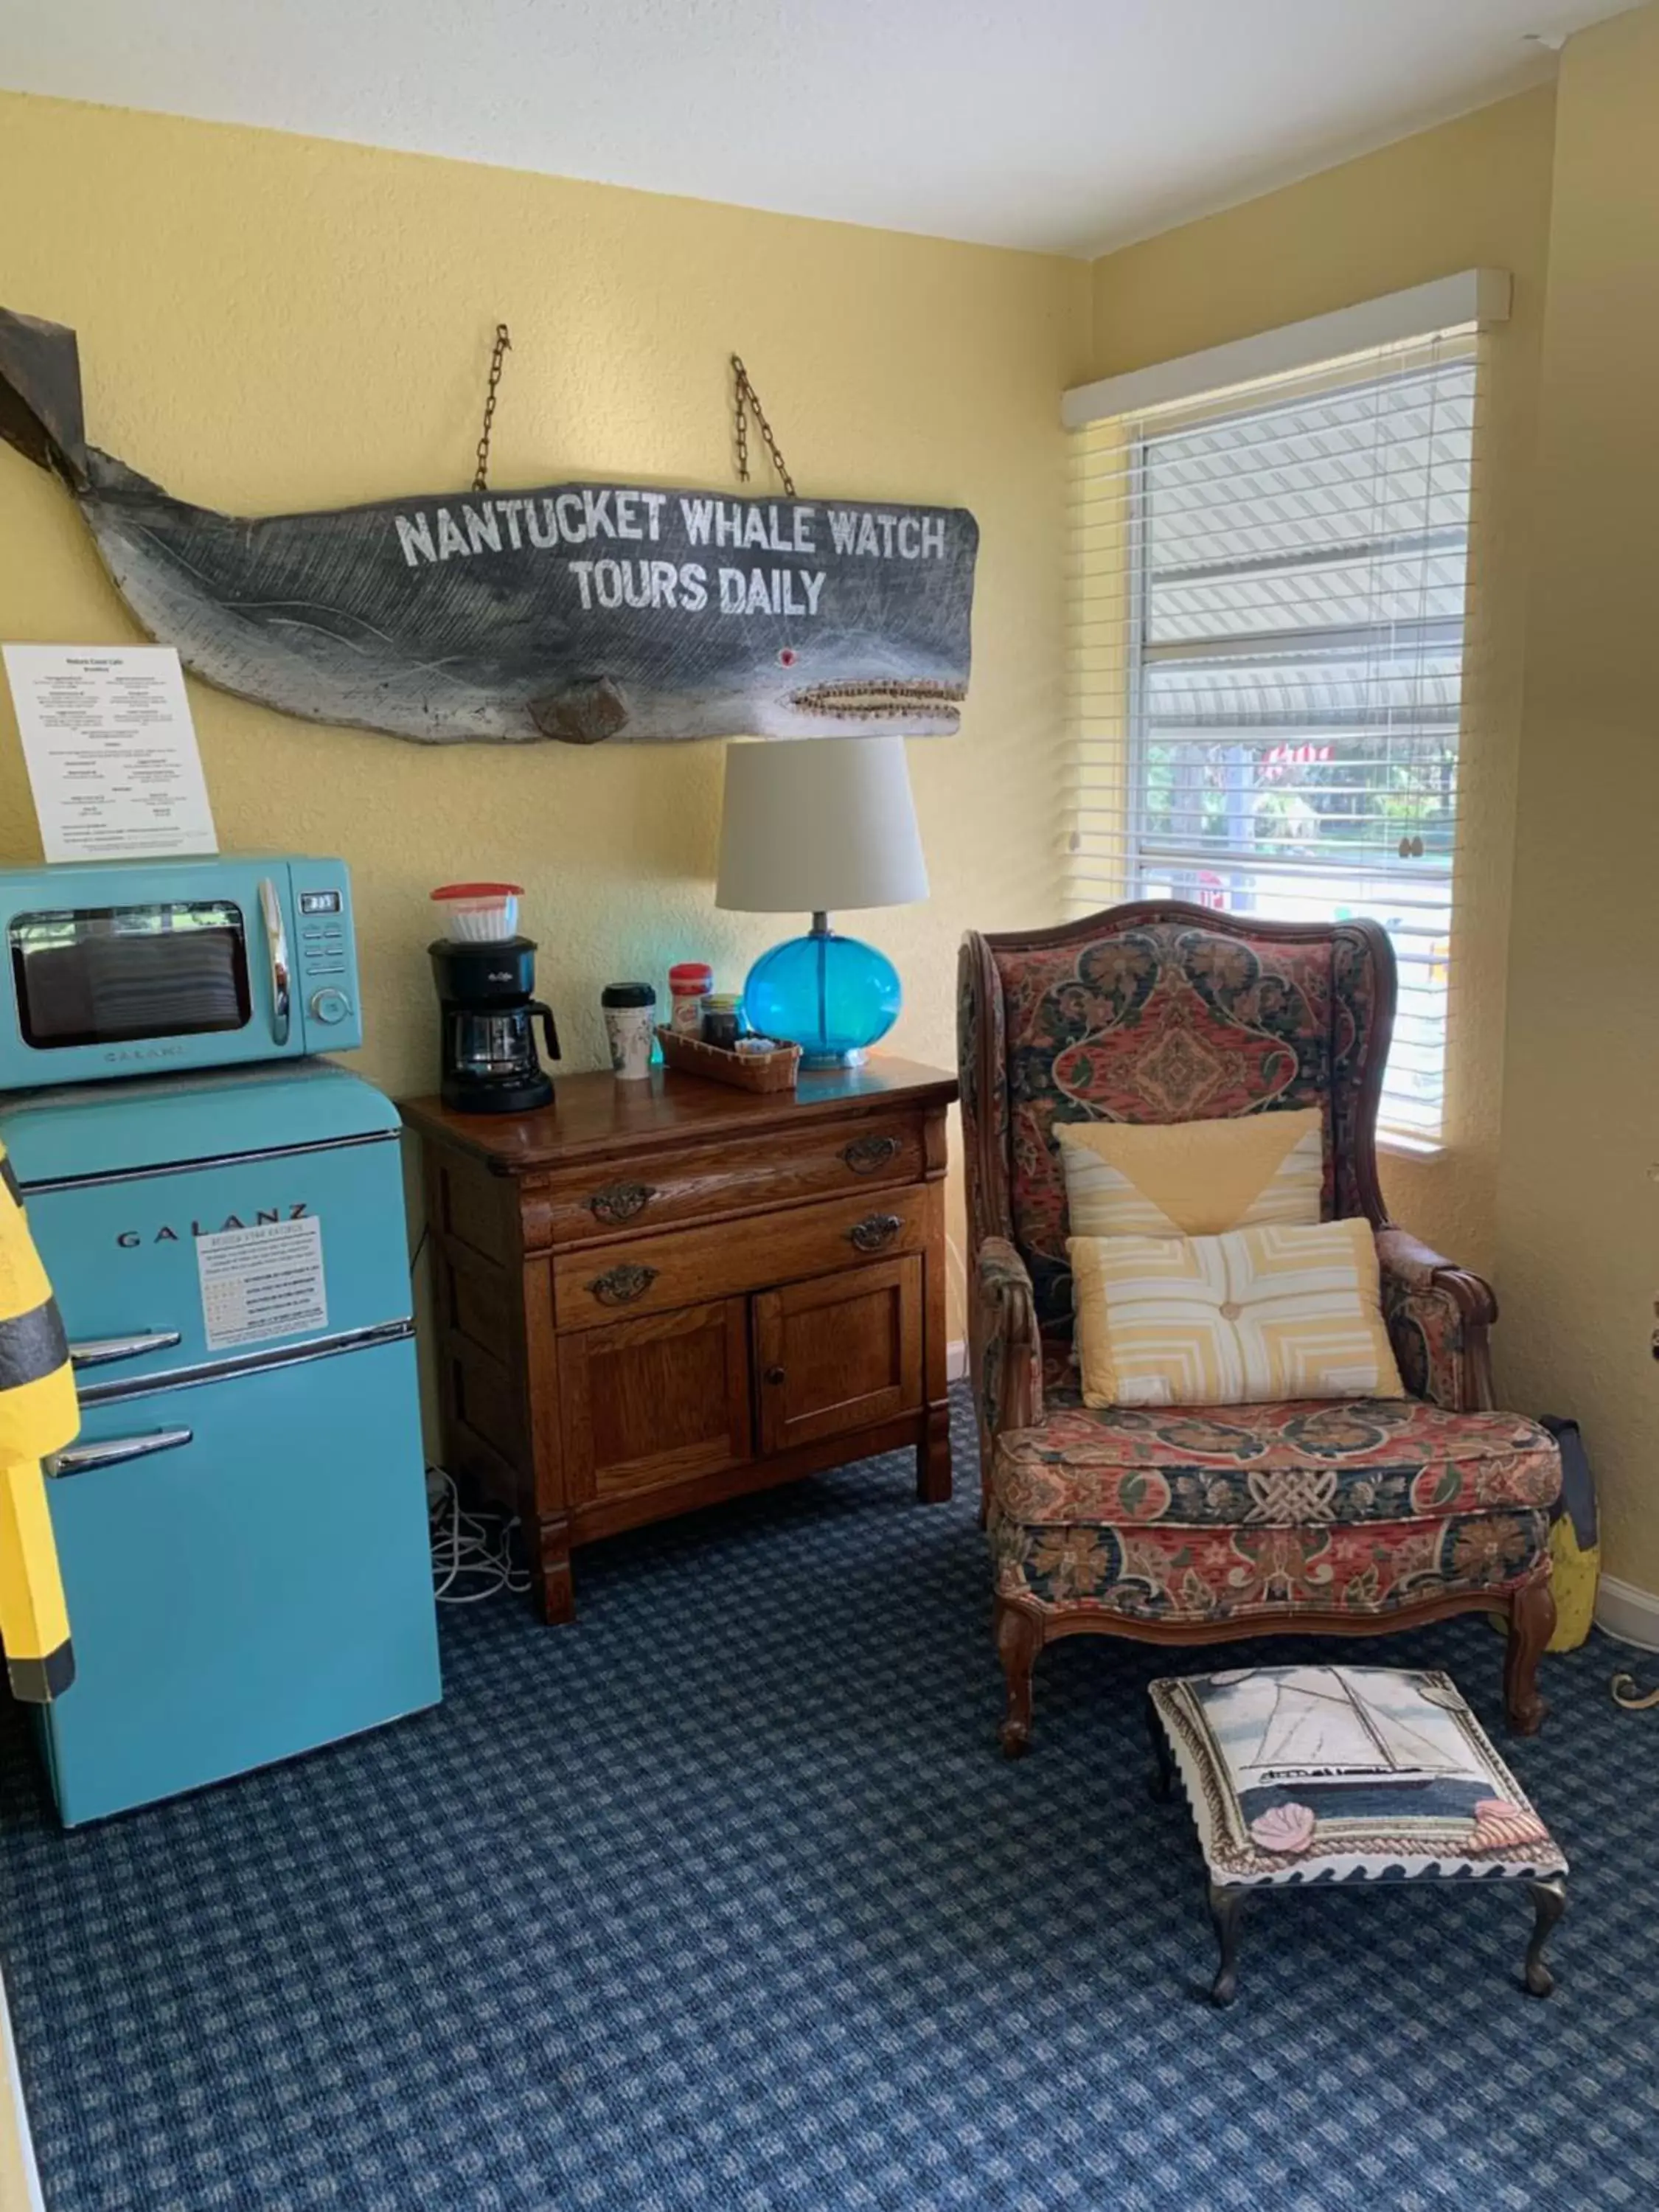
[668,961,714,1035]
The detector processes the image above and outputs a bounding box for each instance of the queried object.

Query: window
[1067,327,1480,1144]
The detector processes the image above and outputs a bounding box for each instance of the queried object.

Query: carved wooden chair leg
[994,1600,1042,1759]
[1147,1694,1175,1804]
[1523,1877,1567,1997]
[1208,1883,1252,2007]
[1504,1575,1556,1736]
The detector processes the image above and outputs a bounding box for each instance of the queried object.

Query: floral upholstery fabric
[975,918,1387,1335]
[996,1398,1559,1527]
[956,936,1012,1252]
[994,1503,1549,1622]
[973,1238,1043,1460]
[990,1396,1558,1622]
[1382,1272,1469,1410]
[1377,1234,1484,1411]
[959,906,1533,1649]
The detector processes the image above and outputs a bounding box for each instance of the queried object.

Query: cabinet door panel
[754,1257,922,1455]
[558,1299,751,1503]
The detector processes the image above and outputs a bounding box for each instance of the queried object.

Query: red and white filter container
[430,883,523,943]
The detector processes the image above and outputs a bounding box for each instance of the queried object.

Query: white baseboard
[947,1339,968,1383]
[1595,1573,1659,1652]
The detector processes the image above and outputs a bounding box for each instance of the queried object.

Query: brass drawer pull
[841,1133,902,1176]
[585,1180,658,1225]
[847,1212,902,1253]
[587,1262,660,1307]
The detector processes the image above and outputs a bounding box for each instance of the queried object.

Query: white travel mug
[601,982,656,1081]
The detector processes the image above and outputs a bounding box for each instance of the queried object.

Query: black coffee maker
[430,937,560,1113]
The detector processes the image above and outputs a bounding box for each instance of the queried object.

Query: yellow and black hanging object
[0,1140,77,1702]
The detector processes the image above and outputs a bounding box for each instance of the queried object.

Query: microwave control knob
[308,987,352,1026]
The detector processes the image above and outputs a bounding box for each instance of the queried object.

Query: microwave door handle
[46,1427,193,1478]
[258,877,292,1048]
[68,1330,183,1370]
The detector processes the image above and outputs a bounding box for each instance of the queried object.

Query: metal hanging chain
[473,322,512,493]
[731,355,796,498]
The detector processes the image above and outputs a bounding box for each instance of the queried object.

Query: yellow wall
[1088,87,1559,1278]
[0,91,1092,1337]
[1494,3,1659,1593]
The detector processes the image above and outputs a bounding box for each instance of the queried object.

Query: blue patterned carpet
[2,1385,1658,2211]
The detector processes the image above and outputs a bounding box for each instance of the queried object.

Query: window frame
[1097,347,1473,1147]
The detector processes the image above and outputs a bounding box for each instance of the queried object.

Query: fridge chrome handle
[46,1427,194,1478]
[259,877,292,1048]
[68,1330,183,1371]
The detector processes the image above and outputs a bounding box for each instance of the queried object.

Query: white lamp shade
[714,737,930,915]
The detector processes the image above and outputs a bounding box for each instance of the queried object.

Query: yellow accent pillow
[1069,1218,1405,1409]
[1056,1108,1324,1241]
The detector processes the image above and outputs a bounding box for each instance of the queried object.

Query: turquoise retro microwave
[0,855,362,1088]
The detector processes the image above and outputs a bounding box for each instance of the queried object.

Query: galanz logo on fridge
[115,1205,310,1248]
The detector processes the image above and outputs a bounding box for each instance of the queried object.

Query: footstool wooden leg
[1147,1694,1175,1804]
[1523,1877,1567,1997]
[1208,1882,1252,2007]
[995,1599,1041,1759]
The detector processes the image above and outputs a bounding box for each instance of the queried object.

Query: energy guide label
[196,1216,327,1351]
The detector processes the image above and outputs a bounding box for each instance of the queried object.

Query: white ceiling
[0,1,1634,255]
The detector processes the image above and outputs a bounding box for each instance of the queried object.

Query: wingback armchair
[958,902,1559,1756]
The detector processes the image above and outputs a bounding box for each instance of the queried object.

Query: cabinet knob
[586,1262,659,1307]
[847,1211,902,1253]
[841,1133,902,1176]
[764,1365,786,1386]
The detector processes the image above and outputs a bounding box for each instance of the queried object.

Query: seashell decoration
[1467,1798,1550,1854]
[1248,1802,1317,1855]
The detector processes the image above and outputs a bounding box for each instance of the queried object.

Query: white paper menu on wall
[2,643,219,863]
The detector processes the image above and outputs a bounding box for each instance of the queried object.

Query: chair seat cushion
[998,1396,1559,1527]
[990,1394,1559,1621]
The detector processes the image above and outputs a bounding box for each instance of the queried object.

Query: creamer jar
[668,962,713,1036]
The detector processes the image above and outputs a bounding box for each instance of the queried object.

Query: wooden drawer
[528,1113,923,1248]
[552,1185,931,1329]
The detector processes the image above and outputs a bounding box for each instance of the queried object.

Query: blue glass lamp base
[742,925,902,1068]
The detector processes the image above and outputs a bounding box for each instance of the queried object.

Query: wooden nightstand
[402,1058,958,1621]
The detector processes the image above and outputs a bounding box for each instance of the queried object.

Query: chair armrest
[970,1237,1045,1453]
[1375,1225,1498,1412]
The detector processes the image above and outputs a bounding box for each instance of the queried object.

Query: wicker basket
[654,1025,801,1093]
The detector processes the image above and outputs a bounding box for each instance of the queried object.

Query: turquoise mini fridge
[0,1062,441,1824]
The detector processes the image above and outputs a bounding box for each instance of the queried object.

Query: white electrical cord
[428,1464,531,1604]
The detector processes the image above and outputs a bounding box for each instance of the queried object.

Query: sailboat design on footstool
[1147,1665,1568,2005]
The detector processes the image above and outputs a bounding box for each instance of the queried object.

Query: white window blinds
[1065,328,1481,1144]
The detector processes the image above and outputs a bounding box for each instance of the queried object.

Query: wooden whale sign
[0,307,977,745]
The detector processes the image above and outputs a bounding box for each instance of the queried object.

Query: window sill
[1377,1130,1447,1162]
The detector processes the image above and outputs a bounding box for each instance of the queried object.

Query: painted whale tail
[0,307,88,490]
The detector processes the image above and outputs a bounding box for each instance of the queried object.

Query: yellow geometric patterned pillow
[1056,1107,1324,1240]
[1069,1218,1405,1409]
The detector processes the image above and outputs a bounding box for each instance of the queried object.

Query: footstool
[1148,1663,1568,2006]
